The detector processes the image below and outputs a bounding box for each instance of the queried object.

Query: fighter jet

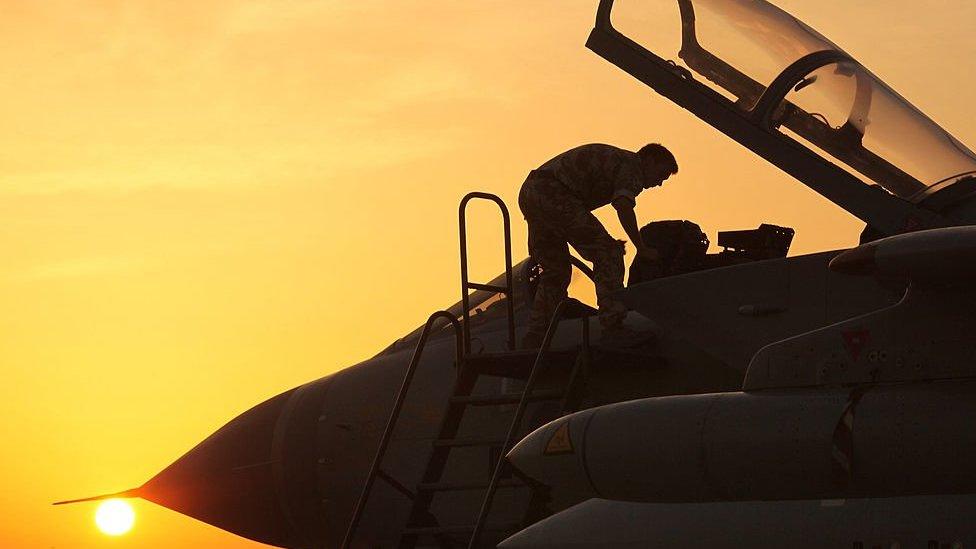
[56,0,976,548]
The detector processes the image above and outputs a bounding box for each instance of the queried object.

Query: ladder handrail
[467,298,593,549]
[459,192,516,354]
[341,310,463,549]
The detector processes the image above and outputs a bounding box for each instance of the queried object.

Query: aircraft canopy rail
[593,0,976,207]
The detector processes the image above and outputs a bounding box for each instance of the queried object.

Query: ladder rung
[464,348,580,379]
[417,478,525,493]
[432,437,505,448]
[403,523,519,536]
[450,389,563,406]
[466,282,508,293]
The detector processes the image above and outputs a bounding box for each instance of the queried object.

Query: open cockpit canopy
[603,0,976,203]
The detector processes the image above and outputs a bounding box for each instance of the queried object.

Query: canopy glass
[610,0,976,199]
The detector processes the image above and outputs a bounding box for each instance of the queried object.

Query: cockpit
[591,0,976,214]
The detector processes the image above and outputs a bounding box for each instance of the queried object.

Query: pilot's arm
[611,160,659,260]
[613,197,658,260]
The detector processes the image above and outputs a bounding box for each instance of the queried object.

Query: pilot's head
[638,143,678,189]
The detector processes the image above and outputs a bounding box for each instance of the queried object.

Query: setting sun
[95,500,135,537]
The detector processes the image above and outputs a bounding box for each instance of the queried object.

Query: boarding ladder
[341,192,597,549]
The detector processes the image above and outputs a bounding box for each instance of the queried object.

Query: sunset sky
[3,1,976,547]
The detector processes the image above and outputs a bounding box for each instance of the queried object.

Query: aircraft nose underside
[139,388,300,547]
[139,377,339,548]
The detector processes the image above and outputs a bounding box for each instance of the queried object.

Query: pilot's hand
[616,239,628,256]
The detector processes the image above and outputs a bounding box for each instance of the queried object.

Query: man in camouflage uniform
[518,143,678,348]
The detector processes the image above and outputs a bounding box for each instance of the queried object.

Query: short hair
[638,143,678,175]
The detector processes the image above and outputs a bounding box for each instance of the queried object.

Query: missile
[507,379,976,503]
[498,496,976,548]
[829,226,976,281]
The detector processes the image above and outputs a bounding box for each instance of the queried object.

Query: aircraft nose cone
[139,388,301,548]
[507,409,598,501]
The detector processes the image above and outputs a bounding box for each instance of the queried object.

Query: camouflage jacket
[534,143,646,210]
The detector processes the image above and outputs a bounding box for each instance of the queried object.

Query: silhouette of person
[518,143,677,348]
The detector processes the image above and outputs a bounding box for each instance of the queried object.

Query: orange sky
[2,1,975,547]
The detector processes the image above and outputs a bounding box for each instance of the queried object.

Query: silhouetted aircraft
[57,1,976,547]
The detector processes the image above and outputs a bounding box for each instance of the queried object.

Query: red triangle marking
[841,329,870,361]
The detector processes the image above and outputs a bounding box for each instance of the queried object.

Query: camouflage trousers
[518,176,628,335]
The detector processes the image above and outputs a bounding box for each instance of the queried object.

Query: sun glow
[95,499,135,536]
